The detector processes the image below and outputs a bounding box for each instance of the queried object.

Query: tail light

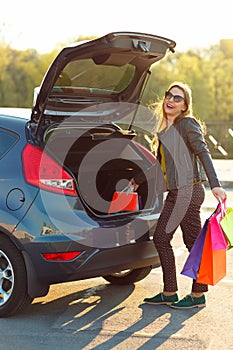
[133,141,157,164]
[22,144,77,196]
[41,251,82,261]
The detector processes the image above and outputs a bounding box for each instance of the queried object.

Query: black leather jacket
[157,117,220,190]
[135,117,220,191]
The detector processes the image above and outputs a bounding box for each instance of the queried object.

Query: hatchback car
[0,32,176,317]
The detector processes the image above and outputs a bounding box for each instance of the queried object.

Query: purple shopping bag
[181,219,208,279]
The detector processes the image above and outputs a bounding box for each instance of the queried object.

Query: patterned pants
[153,183,208,293]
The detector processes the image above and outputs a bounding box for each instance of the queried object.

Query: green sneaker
[170,294,206,309]
[144,292,178,305]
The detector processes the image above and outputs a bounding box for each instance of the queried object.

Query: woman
[132,81,227,309]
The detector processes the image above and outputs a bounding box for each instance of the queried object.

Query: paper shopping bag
[196,226,226,286]
[181,219,208,279]
[209,201,228,250]
[108,191,139,214]
[220,206,233,249]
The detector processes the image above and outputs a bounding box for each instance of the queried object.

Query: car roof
[0,108,31,120]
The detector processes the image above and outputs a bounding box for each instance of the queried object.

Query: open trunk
[43,123,159,216]
[29,32,175,218]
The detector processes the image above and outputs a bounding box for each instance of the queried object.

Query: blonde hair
[150,81,205,153]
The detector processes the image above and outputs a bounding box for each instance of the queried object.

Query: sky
[0,0,232,53]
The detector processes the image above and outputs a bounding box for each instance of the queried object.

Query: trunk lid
[31,31,176,135]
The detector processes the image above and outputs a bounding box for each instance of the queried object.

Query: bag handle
[121,185,135,194]
[216,198,227,217]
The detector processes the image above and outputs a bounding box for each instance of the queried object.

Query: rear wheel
[103,266,152,285]
[0,235,32,317]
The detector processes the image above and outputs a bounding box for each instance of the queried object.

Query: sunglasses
[165,91,185,102]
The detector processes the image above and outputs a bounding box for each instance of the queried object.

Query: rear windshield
[53,58,135,96]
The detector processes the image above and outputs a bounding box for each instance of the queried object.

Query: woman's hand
[128,178,139,191]
[211,187,227,202]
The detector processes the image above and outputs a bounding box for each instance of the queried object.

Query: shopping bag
[209,201,228,250]
[220,206,233,249]
[196,226,226,286]
[181,219,208,279]
[108,189,139,214]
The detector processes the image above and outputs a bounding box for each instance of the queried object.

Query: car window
[0,128,19,158]
[53,58,135,96]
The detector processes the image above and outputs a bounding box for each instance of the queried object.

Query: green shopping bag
[220,207,233,249]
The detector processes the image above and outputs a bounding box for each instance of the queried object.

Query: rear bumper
[73,240,160,279]
[14,190,160,297]
[23,239,159,297]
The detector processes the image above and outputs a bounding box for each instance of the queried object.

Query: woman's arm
[186,118,227,201]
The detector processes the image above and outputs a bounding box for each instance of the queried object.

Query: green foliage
[0,37,233,125]
[0,47,58,107]
[143,39,233,123]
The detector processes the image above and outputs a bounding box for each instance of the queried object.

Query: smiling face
[163,86,187,120]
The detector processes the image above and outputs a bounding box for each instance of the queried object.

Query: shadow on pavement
[16,282,203,349]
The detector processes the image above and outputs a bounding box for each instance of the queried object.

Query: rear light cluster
[22,144,77,196]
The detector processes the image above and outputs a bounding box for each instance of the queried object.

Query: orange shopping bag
[196,224,226,286]
[108,191,139,214]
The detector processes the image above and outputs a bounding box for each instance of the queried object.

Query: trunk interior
[43,123,158,216]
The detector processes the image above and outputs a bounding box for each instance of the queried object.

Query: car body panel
[0,115,39,234]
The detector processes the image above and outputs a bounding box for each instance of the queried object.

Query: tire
[0,235,33,317]
[103,266,152,285]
